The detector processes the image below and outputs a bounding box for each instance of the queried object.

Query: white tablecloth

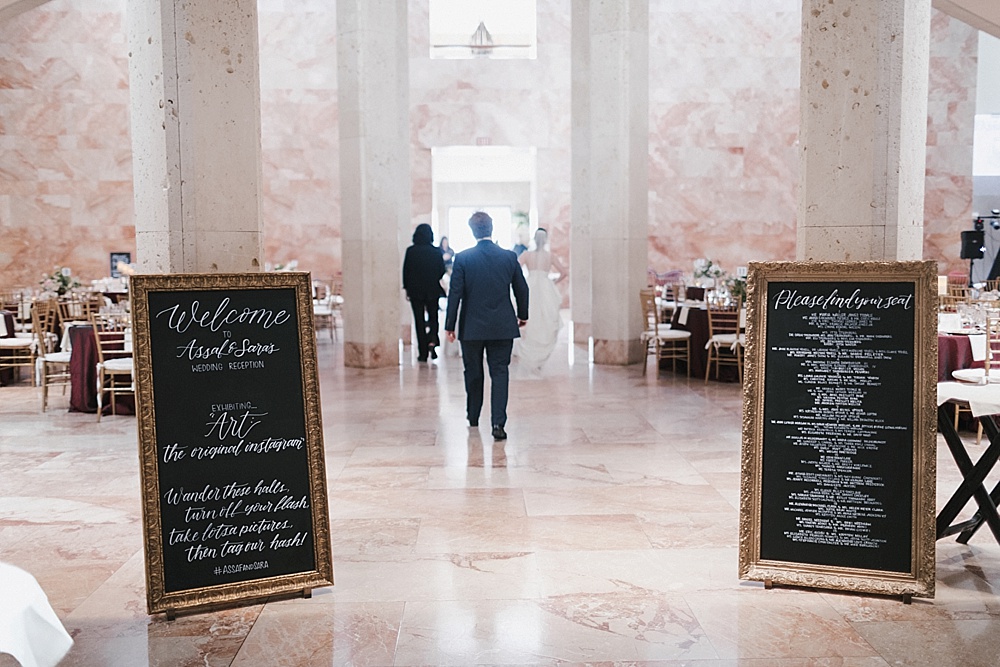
[938,381,1000,417]
[0,562,73,667]
[60,324,131,355]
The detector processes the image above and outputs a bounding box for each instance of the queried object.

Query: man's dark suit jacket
[445,239,529,341]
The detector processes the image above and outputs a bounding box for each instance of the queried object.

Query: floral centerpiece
[725,275,747,301]
[693,258,726,287]
[40,266,82,297]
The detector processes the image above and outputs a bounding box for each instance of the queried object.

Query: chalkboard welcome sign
[131,273,333,615]
[739,261,936,598]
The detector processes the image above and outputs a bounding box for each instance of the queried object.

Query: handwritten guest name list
[759,282,915,573]
[147,289,316,592]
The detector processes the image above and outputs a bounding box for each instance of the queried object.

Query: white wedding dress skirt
[516,270,562,372]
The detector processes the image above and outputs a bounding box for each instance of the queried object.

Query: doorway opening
[430,145,537,254]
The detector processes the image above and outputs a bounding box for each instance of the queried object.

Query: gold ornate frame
[131,273,334,615]
[738,261,937,598]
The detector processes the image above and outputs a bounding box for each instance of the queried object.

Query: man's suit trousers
[460,339,513,428]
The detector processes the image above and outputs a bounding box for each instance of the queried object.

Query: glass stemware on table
[942,298,1000,385]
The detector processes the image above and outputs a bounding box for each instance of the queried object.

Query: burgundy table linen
[68,325,134,415]
[938,333,983,383]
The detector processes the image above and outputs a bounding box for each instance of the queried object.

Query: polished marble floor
[3,330,1000,666]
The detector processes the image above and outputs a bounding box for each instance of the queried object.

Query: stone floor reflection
[2,329,1000,666]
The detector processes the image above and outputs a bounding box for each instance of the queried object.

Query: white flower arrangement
[40,266,82,297]
[693,258,726,285]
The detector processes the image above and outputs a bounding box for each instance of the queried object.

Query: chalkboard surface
[760,281,914,572]
[132,273,333,614]
[739,262,936,599]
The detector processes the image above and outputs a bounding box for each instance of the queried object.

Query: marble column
[570,0,592,344]
[338,1,409,368]
[127,0,264,273]
[797,0,931,261]
[585,0,649,364]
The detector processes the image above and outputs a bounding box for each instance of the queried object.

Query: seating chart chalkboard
[131,273,333,615]
[739,261,936,598]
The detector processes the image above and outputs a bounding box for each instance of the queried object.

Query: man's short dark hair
[468,211,493,239]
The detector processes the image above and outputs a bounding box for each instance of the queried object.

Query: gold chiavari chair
[639,288,691,377]
[91,312,134,422]
[34,300,72,410]
[0,296,35,385]
[705,299,744,383]
[1,290,34,333]
[312,281,336,341]
[659,282,684,323]
[58,292,103,327]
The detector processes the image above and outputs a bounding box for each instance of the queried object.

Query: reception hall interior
[4,0,1000,665]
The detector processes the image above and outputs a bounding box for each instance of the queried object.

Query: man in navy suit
[445,212,529,440]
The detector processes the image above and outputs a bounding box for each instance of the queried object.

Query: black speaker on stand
[961,230,985,260]
[961,228,984,288]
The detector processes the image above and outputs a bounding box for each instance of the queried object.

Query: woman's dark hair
[412,223,434,245]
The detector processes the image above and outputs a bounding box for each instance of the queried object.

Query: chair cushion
[658,330,691,340]
[0,338,32,348]
[101,358,134,372]
[42,352,72,363]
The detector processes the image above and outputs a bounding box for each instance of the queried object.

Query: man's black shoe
[492,425,507,440]
[469,418,478,427]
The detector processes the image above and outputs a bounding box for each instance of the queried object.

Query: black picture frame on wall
[110,252,132,278]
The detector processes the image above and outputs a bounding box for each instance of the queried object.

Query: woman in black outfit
[402,223,447,361]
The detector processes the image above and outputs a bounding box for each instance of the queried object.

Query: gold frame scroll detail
[738,261,937,598]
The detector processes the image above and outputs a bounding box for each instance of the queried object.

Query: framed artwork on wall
[110,252,132,278]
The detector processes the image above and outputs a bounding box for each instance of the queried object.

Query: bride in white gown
[515,228,567,374]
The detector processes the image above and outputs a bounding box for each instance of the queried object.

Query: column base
[593,338,644,365]
[344,340,399,368]
[571,321,592,344]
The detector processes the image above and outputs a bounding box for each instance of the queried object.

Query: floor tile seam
[678,589,885,661]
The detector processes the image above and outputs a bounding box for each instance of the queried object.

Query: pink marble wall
[257,0,341,281]
[0,1,980,292]
[924,12,979,277]
[648,3,801,276]
[0,0,133,288]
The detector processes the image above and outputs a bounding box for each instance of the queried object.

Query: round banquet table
[667,304,740,382]
[68,325,135,415]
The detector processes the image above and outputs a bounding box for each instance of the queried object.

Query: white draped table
[0,562,73,667]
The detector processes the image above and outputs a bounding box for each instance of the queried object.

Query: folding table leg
[936,407,1000,545]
